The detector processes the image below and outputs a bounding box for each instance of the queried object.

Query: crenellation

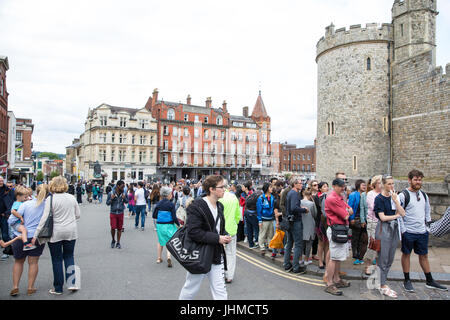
[316,23,393,60]
[446,63,450,78]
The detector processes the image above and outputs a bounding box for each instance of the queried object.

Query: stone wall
[391,50,450,178]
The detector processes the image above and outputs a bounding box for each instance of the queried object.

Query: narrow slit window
[367,57,371,71]
[331,122,335,135]
[327,122,331,136]
[353,155,357,171]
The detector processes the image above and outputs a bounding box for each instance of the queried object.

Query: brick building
[146,89,272,182]
[279,140,317,180]
[0,56,9,168]
[8,117,34,185]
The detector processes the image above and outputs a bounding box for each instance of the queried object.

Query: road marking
[236,250,326,287]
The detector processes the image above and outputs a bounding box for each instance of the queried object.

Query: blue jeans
[48,240,76,293]
[244,210,259,248]
[283,220,304,271]
[98,193,103,203]
[135,205,147,228]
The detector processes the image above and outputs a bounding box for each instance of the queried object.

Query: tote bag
[37,195,54,241]
[166,207,220,274]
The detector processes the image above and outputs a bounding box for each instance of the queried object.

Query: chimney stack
[187,94,191,105]
[243,106,249,117]
[206,97,212,108]
[152,88,159,106]
[222,100,227,112]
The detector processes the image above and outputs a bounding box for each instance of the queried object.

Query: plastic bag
[269,229,285,249]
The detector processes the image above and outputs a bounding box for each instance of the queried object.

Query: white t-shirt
[203,197,220,234]
[135,188,146,206]
[399,189,431,234]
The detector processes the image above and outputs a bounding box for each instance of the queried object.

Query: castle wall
[391,50,450,178]
[316,25,392,182]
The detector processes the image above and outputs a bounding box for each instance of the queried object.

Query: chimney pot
[187,94,191,105]
[243,106,249,117]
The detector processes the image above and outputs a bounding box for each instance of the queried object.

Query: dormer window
[119,116,127,127]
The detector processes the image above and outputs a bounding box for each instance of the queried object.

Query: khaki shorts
[327,227,349,261]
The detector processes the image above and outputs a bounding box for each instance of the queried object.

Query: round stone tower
[316,22,394,182]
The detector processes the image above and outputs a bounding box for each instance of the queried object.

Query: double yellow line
[236,250,326,287]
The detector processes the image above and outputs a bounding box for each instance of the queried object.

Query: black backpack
[245,191,261,211]
[401,189,428,209]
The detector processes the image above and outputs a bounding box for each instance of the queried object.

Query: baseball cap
[332,178,346,187]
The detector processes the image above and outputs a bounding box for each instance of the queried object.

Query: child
[8,186,36,251]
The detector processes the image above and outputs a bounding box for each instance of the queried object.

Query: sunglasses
[416,192,420,202]
[312,184,318,187]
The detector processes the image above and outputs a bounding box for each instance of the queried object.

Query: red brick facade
[280,140,316,174]
[0,56,9,163]
[15,118,33,161]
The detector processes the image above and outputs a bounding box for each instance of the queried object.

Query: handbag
[330,224,349,243]
[279,216,293,232]
[166,207,220,274]
[37,194,54,240]
[368,222,382,252]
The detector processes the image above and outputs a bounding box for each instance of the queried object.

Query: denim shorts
[401,231,428,256]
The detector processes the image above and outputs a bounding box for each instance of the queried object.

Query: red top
[325,190,350,226]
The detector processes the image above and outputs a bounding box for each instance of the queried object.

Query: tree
[50,171,60,179]
[36,171,44,182]
[38,152,60,160]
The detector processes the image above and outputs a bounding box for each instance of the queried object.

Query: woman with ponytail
[9,184,50,296]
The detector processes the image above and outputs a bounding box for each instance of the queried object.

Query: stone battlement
[392,0,437,19]
[316,22,393,61]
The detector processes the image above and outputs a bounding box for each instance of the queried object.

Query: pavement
[237,241,450,285]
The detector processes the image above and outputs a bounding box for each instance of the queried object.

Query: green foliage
[38,152,60,160]
[36,171,44,181]
[50,171,60,179]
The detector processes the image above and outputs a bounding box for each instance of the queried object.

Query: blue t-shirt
[374,194,397,220]
[8,201,23,225]
[10,199,46,239]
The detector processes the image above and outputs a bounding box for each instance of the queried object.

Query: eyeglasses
[215,185,225,189]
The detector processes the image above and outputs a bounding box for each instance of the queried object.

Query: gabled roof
[0,56,9,70]
[251,91,269,119]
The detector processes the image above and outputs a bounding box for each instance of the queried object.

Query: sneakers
[284,264,293,272]
[23,242,37,251]
[353,259,364,265]
[403,279,415,293]
[425,280,448,291]
[271,253,277,259]
[115,242,121,249]
[292,266,307,274]
[1,254,9,261]
[111,240,116,248]
[304,260,313,266]
[49,289,63,295]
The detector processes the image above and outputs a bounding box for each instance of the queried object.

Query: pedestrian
[135,181,147,231]
[106,180,128,249]
[283,178,309,274]
[86,182,93,203]
[218,180,241,283]
[399,169,448,292]
[256,183,275,256]
[239,181,252,244]
[76,182,83,204]
[373,175,405,298]
[363,175,382,275]
[300,188,317,265]
[93,184,99,204]
[323,178,352,296]
[243,186,260,249]
[309,180,320,261]
[179,175,231,300]
[127,184,136,219]
[316,182,329,269]
[175,186,193,225]
[98,184,104,204]
[8,184,48,296]
[348,179,368,265]
[0,176,15,261]
[271,181,284,259]
[32,176,81,295]
[150,184,161,231]
[153,186,179,267]
[68,183,75,195]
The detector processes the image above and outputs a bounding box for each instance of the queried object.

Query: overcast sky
[1,0,449,154]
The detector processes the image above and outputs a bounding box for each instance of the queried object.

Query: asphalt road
[0,198,448,301]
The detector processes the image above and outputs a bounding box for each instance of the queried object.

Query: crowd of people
[1,170,449,299]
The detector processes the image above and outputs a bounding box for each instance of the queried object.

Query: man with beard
[399,169,447,293]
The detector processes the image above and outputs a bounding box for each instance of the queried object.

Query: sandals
[156,258,163,264]
[336,279,351,288]
[380,286,398,298]
[10,288,19,296]
[27,288,37,296]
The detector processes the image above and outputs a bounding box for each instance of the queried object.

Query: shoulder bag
[37,194,54,241]
[166,206,220,274]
